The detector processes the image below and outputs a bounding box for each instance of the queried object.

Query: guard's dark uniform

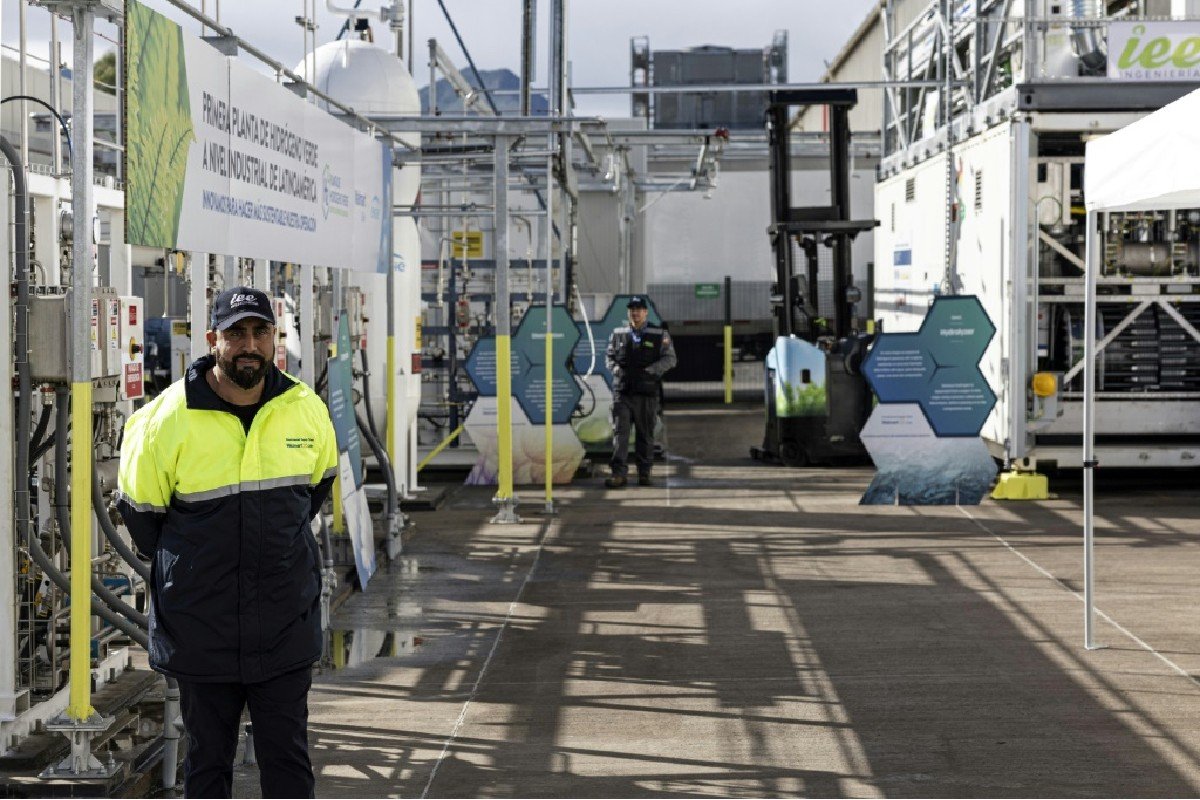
[606,321,677,480]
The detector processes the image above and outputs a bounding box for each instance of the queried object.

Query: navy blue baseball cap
[210,286,275,331]
[626,296,648,309]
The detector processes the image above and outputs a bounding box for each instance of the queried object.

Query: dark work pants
[177,666,315,799]
[611,393,658,477]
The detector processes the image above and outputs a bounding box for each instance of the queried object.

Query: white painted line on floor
[421,523,552,798]
[957,506,1200,689]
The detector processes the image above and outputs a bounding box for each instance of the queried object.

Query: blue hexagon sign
[862,333,936,404]
[514,306,582,367]
[921,295,996,367]
[515,365,584,425]
[464,337,531,396]
[863,295,996,437]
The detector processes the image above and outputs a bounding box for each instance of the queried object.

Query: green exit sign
[694,283,721,299]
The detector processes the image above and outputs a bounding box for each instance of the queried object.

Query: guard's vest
[610,325,670,396]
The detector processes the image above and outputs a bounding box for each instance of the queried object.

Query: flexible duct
[360,348,380,440]
[1069,0,1107,72]
[21,531,148,647]
[356,411,397,537]
[54,388,150,629]
[93,461,151,582]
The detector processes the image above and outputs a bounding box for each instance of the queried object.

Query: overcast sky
[2,0,879,117]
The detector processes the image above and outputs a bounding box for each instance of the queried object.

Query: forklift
[752,89,878,466]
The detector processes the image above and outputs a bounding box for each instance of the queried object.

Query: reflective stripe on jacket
[116,355,337,683]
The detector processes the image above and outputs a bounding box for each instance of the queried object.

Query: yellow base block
[991,471,1050,501]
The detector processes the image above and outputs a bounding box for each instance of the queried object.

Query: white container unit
[875,114,1200,469]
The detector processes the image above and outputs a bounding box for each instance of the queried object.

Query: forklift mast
[766,89,876,340]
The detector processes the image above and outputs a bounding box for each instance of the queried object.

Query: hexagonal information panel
[859,296,998,506]
[464,337,530,397]
[463,307,580,429]
[862,295,996,437]
[512,306,583,425]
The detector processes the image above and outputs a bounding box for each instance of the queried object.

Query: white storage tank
[296,34,423,493]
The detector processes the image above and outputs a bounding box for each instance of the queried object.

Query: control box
[118,296,145,401]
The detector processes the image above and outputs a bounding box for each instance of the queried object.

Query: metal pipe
[157,0,399,142]
[492,135,518,522]
[19,1,28,166]
[1083,209,1097,650]
[20,527,148,648]
[520,0,535,116]
[162,679,181,789]
[2,138,33,613]
[68,5,97,723]
[50,15,62,174]
[300,264,315,387]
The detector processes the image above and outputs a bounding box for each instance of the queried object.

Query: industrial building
[3,0,1200,797]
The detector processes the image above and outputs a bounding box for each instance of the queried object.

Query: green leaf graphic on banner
[126,0,194,248]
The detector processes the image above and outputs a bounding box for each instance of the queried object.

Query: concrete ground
[233,404,1200,798]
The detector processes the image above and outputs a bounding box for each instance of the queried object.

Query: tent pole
[1083,209,1098,650]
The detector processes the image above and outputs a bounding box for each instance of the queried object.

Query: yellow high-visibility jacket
[117,355,337,683]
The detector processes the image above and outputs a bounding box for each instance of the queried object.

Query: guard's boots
[605,474,628,488]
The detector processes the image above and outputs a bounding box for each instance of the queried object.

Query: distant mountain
[419,67,549,115]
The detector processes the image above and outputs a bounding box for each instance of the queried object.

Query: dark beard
[219,354,268,390]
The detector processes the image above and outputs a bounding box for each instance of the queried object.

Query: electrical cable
[432,0,500,115]
[1,96,73,161]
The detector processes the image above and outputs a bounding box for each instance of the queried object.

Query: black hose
[359,348,380,441]
[29,403,52,462]
[2,136,33,594]
[356,412,396,537]
[21,534,148,649]
[54,388,150,630]
[0,96,73,158]
[30,431,56,465]
[92,462,151,582]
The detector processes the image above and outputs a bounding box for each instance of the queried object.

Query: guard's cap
[626,296,648,309]
[210,286,275,331]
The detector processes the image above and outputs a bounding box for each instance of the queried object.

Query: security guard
[117,286,337,798]
[605,296,677,487]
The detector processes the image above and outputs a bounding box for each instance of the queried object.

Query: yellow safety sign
[451,230,484,259]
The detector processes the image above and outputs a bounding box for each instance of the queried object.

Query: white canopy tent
[1081,86,1200,647]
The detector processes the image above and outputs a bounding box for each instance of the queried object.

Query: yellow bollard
[544,320,554,507]
[67,380,95,722]
[496,335,515,501]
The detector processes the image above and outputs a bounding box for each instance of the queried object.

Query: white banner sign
[126,0,390,271]
[1108,21,1200,81]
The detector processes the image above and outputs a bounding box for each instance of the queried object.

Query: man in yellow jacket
[117,286,337,798]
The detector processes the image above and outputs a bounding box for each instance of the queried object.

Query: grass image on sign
[695,283,721,299]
